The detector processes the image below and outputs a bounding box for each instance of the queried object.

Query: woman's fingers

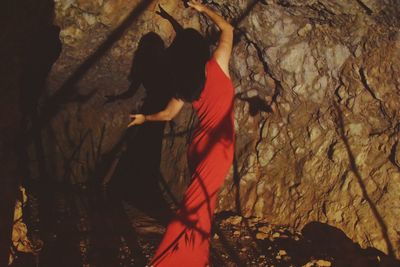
[127,120,136,128]
[127,118,139,127]
[187,0,196,7]
[128,114,145,127]
[128,114,137,127]
[187,0,203,11]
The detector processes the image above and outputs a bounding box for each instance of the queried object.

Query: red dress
[148,57,235,267]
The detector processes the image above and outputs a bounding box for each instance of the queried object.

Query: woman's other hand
[187,0,205,13]
[127,114,146,127]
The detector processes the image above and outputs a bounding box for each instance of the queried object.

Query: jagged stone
[222,215,243,225]
[256,232,268,240]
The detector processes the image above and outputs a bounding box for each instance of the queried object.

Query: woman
[128,1,234,266]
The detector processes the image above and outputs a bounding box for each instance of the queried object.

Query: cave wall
[43,0,400,257]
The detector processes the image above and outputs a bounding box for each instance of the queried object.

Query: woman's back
[191,57,235,139]
[188,56,235,177]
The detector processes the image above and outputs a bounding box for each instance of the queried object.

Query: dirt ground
[9,183,400,267]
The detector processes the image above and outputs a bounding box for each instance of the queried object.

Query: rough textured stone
[38,0,400,258]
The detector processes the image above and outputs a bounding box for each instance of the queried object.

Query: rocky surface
[29,0,400,259]
[10,183,400,266]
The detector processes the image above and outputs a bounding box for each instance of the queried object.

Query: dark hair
[129,32,165,82]
[168,28,210,102]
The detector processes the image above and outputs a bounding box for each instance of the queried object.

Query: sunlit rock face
[45,0,400,257]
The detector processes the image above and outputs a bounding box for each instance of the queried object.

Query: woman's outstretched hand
[187,0,205,12]
[127,114,146,127]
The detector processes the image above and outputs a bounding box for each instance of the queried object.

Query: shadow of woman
[103,31,176,227]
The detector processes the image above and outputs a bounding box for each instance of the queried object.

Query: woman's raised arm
[188,0,234,78]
